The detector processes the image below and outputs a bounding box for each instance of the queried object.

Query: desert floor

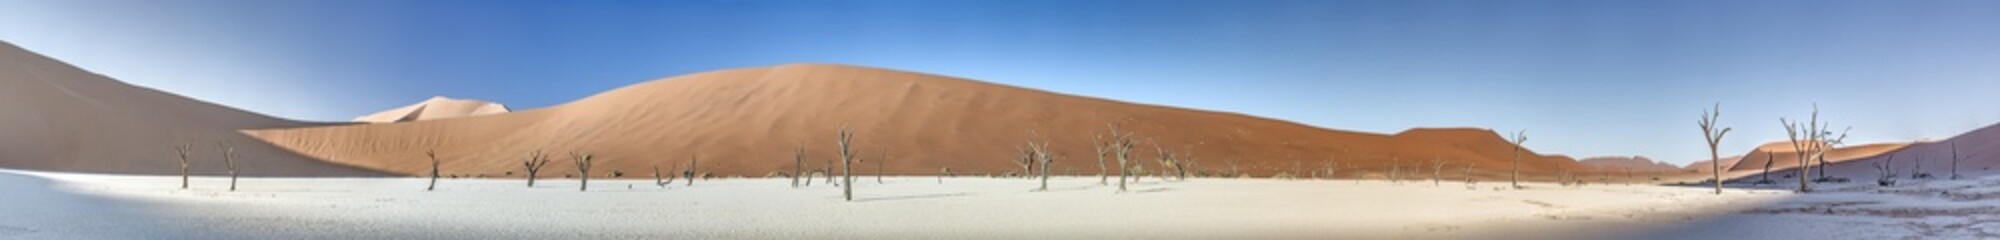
[5,169,1981,239]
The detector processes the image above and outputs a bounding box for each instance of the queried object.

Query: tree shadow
[854,192,976,203]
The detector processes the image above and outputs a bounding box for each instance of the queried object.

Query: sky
[3,0,1999,164]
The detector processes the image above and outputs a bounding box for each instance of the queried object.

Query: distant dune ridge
[247,64,1594,179]
[0,41,383,176]
[1578,156,1681,172]
[353,96,510,123]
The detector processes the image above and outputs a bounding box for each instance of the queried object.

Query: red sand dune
[353,96,510,123]
[249,64,1595,179]
[0,41,383,176]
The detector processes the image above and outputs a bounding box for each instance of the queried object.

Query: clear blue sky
[4,0,1999,164]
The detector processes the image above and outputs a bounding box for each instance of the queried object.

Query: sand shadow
[1132,187,1174,194]
[854,192,976,203]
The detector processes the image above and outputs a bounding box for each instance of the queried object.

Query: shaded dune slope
[0,41,385,176]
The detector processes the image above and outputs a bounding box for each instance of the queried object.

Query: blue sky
[4,0,1999,164]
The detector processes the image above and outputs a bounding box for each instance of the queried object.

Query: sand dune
[0,41,383,176]
[1793,122,2000,181]
[1722,141,1908,175]
[1578,156,1681,172]
[352,96,509,123]
[250,64,1593,179]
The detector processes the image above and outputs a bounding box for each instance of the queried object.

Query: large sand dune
[0,41,382,176]
[352,96,509,123]
[250,64,1592,179]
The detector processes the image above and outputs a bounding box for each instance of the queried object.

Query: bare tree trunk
[175,144,191,190]
[1952,142,1961,180]
[1094,134,1109,185]
[686,154,699,187]
[427,150,440,191]
[1432,157,1445,187]
[219,142,238,192]
[524,151,550,187]
[1108,124,1135,193]
[1509,130,1527,189]
[838,127,855,201]
[1761,151,1774,183]
[793,145,804,188]
[878,149,887,184]
[654,166,664,187]
[573,152,593,192]
[1464,164,1476,186]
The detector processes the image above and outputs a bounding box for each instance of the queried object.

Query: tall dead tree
[1012,146,1035,178]
[1699,103,1732,195]
[1107,123,1138,192]
[1760,151,1776,184]
[1026,131,1054,191]
[573,152,593,192]
[838,127,856,201]
[1509,130,1527,189]
[1390,158,1402,184]
[1874,154,1899,186]
[218,142,239,192]
[1952,142,1962,180]
[523,150,552,187]
[174,144,191,189]
[1780,105,1825,192]
[1093,134,1110,185]
[427,150,441,191]
[793,144,805,188]
[654,165,665,187]
[1432,157,1446,186]
[1464,164,1476,186]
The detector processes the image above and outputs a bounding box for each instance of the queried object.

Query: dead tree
[175,144,192,189]
[654,165,665,187]
[1463,164,1476,186]
[572,152,593,191]
[1432,157,1446,187]
[1952,142,1962,180]
[838,127,856,201]
[877,148,888,184]
[939,167,951,184]
[1107,123,1138,192]
[793,144,805,188]
[684,154,699,187]
[1875,154,1898,186]
[523,150,552,187]
[218,142,239,192]
[1759,151,1776,184]
[1779,105,1825,193]
[1390,157,1402,184]
[1012,146,1035,178]
[1912,154,1930,179]
[427,150,441,191]
[1023,131,1055,191]
[1509,130,1527,189]
[1698,103,1731,195]
[1093,134,1110,185]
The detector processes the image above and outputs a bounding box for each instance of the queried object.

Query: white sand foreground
[1,169,1790,239]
